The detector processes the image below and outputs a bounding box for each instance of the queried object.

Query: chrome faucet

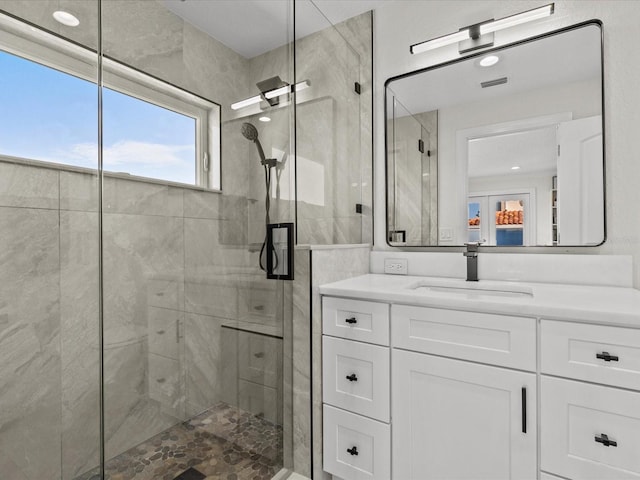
[463,242,482,282]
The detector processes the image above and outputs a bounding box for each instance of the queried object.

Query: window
[0,12,221,190]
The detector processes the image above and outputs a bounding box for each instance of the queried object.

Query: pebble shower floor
[76,402,283,480]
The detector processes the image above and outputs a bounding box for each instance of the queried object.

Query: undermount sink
[408,280,534,298]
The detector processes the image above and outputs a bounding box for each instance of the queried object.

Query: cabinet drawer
[541,376,640,479]
[238,379,278,424]
[541,320,640,390]
[148,353,181,410]
[323,336,390,422]
[238,330,280,388]
[323,404,390,480]
[148,307,181,359]
[147,278,181,309]
[392,305,536,370]
[323,297,389,346]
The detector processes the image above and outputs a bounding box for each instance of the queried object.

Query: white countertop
[319,274,640,328]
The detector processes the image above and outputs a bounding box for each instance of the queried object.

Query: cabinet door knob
[595,433,617,447]
[346,446,359,456]
[596,351,619,362]
[346,373,358,382]
[345,317,357,325]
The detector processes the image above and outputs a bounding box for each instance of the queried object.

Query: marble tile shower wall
[0,3,277,480]
[295,12,373,245]
[245,12,373,245]
[0,159,276,479]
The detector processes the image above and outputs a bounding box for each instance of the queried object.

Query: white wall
[374,0,640,287]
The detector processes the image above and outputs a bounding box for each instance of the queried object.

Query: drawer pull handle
[346,373,358,382]
[347,446,359,456]
[596,351,619,362]
[156,330,165,335]
[254,352,265,359]
[595,433,617,447]
[345,317,357,325]
[521,387,527,434]
[156,378,166,384]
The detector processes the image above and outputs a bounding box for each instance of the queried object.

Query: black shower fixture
[256,76,288,107]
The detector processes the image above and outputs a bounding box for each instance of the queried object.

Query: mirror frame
[384,20,606,249]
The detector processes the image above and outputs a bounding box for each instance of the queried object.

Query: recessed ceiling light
[259,116,271,122]
[511,166,521,170]
[479,55,500,67]
[53,11,80,27]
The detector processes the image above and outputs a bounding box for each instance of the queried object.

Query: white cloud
[60,140,193,168]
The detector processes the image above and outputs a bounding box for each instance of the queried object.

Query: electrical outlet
[384,258,408,275]
[439,228,454,241]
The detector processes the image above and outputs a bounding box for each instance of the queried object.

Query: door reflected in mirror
[385,21,604,247]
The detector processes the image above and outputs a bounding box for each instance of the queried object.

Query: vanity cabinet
[391,305,537,480]
[540,320,640,479]
[322,291,640,480]
[322,297,391,480]
[393,350,536,480]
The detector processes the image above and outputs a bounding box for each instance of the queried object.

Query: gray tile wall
[291,245,370,478]
[0,159,285,479]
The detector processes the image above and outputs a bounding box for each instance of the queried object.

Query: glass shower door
[99,0,295,478]
[0,3,101,480]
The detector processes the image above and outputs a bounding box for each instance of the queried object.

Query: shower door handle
[266,222,294,280]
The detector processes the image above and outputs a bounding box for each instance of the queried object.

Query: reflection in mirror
[387,95,438,245]
[386,22,604,247]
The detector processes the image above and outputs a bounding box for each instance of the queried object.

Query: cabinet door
[392,350,536,480]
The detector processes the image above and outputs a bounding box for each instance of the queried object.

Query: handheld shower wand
[241,122,279,272]
[241,123,267,164]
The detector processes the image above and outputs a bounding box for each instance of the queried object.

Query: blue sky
[0,50,196,184]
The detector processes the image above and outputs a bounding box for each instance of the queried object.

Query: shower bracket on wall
[261,157,279,168]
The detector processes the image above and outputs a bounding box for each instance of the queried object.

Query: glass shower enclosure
[0,0,371,478]
[0,0,295,478]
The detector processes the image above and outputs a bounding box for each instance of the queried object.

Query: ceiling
[467,126,557,178]
[387,23,602,115]
[162,0,388,58]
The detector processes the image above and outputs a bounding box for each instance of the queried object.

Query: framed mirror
[385,21,604,247]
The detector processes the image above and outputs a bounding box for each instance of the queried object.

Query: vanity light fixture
[264,80,310,100]
[511,166,521,170]
[231,80,310,110]
[480,4,554,35]
[230,95,262,110]
[259,116,271,122]
[410,3,553,55]
[52,10,80,27]
[410,29,470,54]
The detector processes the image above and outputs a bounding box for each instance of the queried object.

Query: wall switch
[384,258,408,275]
[439,228,454,241]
